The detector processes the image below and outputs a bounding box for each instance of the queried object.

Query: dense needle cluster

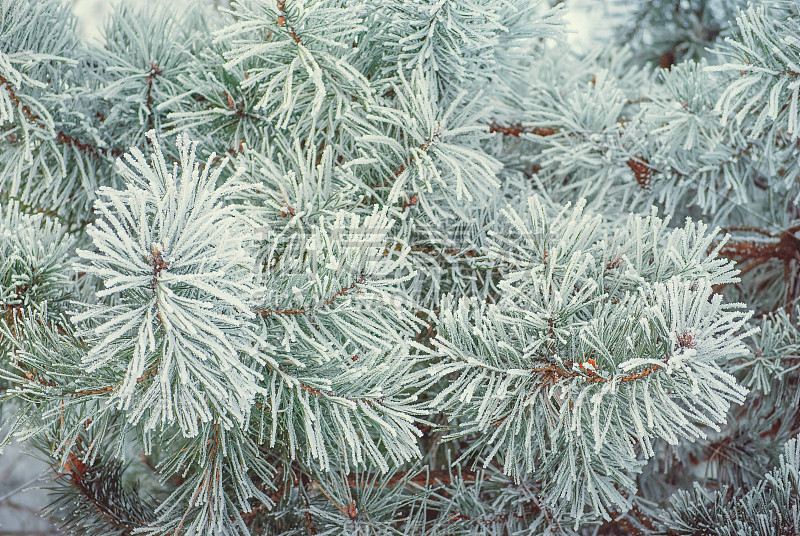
[1,0,799,535]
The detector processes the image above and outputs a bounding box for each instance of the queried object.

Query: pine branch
[302,493,317,535]
[374,130,444,207]
[4,2,800,534]
[0,74,123,160]
[53,440,155,535]
[488,122,557,137]
[716,225,800,263]
[490,121,654,188]
[256,275,366,317]
[143,62,162,133]
[530,359,667,385]
[0,191,92,232]
[276,0,302,44]
[346,468,482,487]
[69,366,158,397]
[272,366,394,412]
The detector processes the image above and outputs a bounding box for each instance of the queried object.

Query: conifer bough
[1,0,799,535]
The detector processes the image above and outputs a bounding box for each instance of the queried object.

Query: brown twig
[598,505,657,536]
[445,498,545,528]
[375,128,443,208]
[528,359,665,386]
[481,357,669,430]
[487,119,779,196]
[256,275,365,317]
[718,225,775,237]
[409,246,482,259]
[401,193,418,211]
[70,366,158,397]
[1,74,123,159]
[144,62,162,134]
[276,0,302,44]
[716,225,800,263]
[488,123,557,137]
[490,122,655,190]
[58,443,146,534]
[714,226,800,315]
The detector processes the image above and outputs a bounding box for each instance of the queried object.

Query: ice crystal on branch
[73,132,264,437]
[428,196,754,522]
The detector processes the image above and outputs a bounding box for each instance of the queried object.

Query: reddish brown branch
[409,245,482,259]
[401,193,418,211]
[388,132,441,183]
[13,346,157,396]
[70,386,114,397]
[490,122,656,189]
[70,366,158,397]
[716,225,800,263]
[303,500,317,534]
[0,192,64,221]
[0,75,41,125]
[149,245,170,280]
[256,275,366,317]
[445,495,548,528]
[718,225,775,237]
[714,226,800,315]
[283,373,391,412]
[376,131,443,209]
[599,505,657,536]
[489,123,557,137]
[488,119,778,194]
[276,0,302,44]
[1,74,122,159]
[58,441,148,533]
[529,359,665,386]
[57,130,123,159]
[489,352,674,429]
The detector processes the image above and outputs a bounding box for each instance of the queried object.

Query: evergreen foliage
[0,0,799,534]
